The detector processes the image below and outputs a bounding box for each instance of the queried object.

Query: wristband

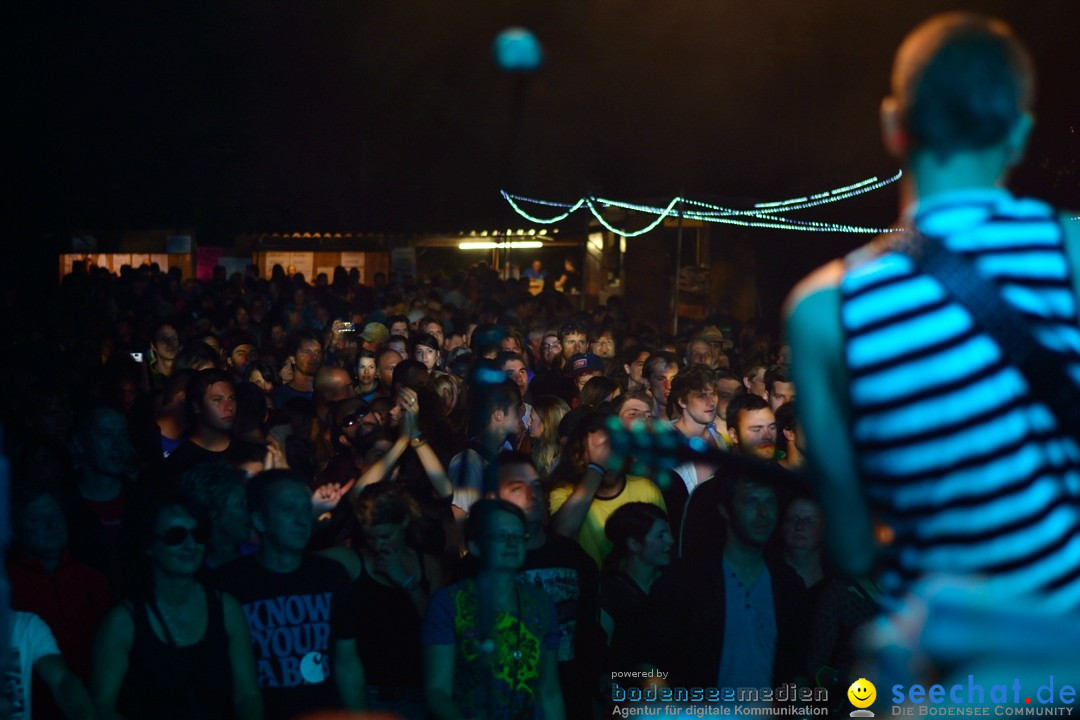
[587,462,605,476]
[410,436,428,449]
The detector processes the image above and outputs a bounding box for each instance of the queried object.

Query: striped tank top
[839,188,1080,612]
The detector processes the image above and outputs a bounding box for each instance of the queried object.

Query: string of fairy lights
[501,170,906,236]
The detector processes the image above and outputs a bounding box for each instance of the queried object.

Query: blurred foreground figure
[785,10,1080,661]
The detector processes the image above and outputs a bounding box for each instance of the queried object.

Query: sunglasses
[157,525,210,547]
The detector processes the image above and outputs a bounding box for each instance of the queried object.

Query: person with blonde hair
[528,395,570,481]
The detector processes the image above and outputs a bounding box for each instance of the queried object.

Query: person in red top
[66,407,132,592]
[8,485,111,678]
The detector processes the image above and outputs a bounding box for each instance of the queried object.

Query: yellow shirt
[548,475,666,566]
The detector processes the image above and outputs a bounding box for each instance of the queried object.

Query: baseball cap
[565,353,605,376]
[359,322,389,344]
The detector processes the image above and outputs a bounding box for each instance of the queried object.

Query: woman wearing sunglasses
[90,496,263,720]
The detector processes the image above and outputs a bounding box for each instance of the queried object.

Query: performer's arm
[785,260,876,576]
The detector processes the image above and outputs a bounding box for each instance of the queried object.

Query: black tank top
[118,587,232,720]
[352,552,428,688]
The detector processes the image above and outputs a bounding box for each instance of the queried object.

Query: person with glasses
[539,333,562,371]
[90,495,263,720]
[529,325,582,405]
[422,499,565,720]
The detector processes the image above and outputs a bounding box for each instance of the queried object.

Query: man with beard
[223,330,259,385]
[678,394,781,561]
[651,474,807,690]
[725,394,777,462]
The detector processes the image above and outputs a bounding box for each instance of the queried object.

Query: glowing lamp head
[494,27,543,72]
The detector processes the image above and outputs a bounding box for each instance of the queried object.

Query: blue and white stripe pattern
[840,189,1080,612]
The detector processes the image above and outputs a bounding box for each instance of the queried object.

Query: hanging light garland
[501,170,904,235]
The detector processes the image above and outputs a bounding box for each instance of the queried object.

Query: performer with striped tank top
[785,10,1080,625]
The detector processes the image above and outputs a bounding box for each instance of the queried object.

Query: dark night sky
[12,1,1079,240]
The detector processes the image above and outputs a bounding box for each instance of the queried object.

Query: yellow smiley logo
[848,678,877,709]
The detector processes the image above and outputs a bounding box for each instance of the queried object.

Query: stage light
[459,241,544,250]
[494,28,543,72]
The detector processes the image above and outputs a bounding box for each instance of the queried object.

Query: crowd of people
[4,251,867,719]
[5,10,1078,720]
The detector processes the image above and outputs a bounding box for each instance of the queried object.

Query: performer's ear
[880,97,907,158]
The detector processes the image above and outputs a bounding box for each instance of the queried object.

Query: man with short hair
[643,351,680,423]
[652,474,807,689]
[558,322,589,363]
[498,351,534,443]
[694,325,730,370]
[622,344,654,393]
[448,379,522,514]
[443,323,467,354]
[223,330,259,384]
[148,321,181,392]
[713,369,743,447]
[494,452,600,720]
[725,394,777,462]
[272,330,323,406]
[785,12,1080,612]
[212,470,367,719]
[678,394,780,561]
[774,403,804,472]
[374,347,403,398]
[165,369,264,478]
[613,390,654,430]
[499,327,526,356]
[385,335,408,360]
[741,360,768,401]
[419,317,445,349]
[763,365,795,412]
[685,338,713,368]
[386,314,410,339]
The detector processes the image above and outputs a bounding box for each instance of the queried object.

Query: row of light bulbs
[501,170,904,236]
